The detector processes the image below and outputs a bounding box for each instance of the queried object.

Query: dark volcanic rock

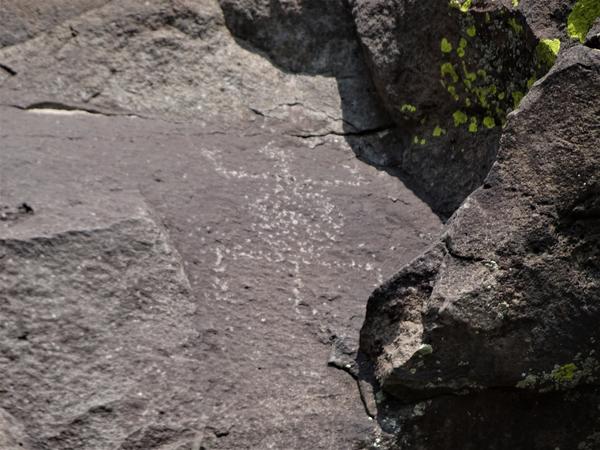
[360,44,600,448]
[350,0,567,215]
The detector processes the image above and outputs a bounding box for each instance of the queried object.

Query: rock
[0,0,110,48]
[218,0,359,76]
[349,0,566,215]
[0,0,388,137]
[0,106,443,449]
[359,44,600,448]
[0,187,203,449]
[0,408,31,450]
[585,18,600,48]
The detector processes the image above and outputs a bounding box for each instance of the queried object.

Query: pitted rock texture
[360,44,600,449]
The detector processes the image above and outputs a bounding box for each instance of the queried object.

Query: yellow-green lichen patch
[468,116,478,133]
[508,17,524,34]
[567,0,600,42]
[512,0,520,8]
[447,85,460,101]
[483,116,496,128]
[453,110,468,127]
[457,38,468,58]
[441,62,459,83]
[433,126,446,137]
[466,25,477,37]
[527,75,537,89]
[535,38,561,68]
[449,0,473,13]
[512,90,524,109]
[413,136,427,145]
[552,363,578,382]
[401,103,417,113]
[441,38,453,53]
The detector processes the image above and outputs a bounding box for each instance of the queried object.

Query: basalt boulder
[360,44,600,449]
[349,0,572,215]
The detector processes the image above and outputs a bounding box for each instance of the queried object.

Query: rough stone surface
[360,44,600,449]
[0,0,388,138]
[585,17,600,47]
[0,408,32,450]
[2,0,599,448]
[349,0,572,215]
[0,106,442,449]
[0,0,110,48]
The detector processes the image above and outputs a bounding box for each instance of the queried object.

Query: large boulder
[359,44,600,448]
[350,0,571,215]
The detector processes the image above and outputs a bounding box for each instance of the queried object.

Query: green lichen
[512,0,520,7]
[414,344,434,357]
[535,38,561,68]
[457,37,468,58]
[567,0,600,43]
[433,126,446,137]
[483,116,496,129]
[508,17,524,34]
[453,110,468,126]
[441,38,453,53]
[512,90,524,109]
[468,116,478,133]
[552,363,578,382]
[441,62,459,83]
[413,136,427,145]
[516,356,600,392]
[401,103,417,113]
[449,0,473,13]
[466,24,477,37]
[447,85,459,101]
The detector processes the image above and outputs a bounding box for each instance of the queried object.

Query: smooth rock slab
[0,107,443,449]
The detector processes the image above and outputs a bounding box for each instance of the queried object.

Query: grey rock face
[0,0,388,138]
[0,0,110,48]
[0,106,443,449]
[0,408,31,450]
[0,188,202,449]
[360,44,600,448]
